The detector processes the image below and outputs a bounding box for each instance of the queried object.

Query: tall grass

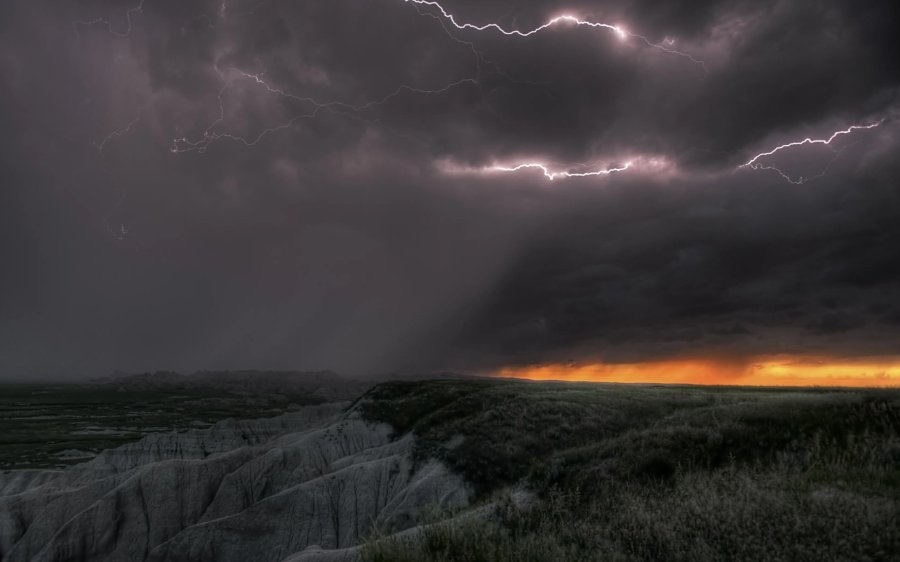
[359,381,900,561]
[365,465,899,561]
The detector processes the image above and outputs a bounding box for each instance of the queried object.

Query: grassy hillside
[359,379,900,561]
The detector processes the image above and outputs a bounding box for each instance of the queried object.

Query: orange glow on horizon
[494,356,900,387]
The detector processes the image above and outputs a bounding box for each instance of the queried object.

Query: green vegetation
[0,383,322,469]
[360,379,900,561]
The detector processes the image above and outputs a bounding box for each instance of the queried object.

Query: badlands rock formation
[0,403,469,562]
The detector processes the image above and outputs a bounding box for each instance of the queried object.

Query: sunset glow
[495,356,900,387]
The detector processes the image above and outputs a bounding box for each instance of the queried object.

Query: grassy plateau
[358,379,900,562]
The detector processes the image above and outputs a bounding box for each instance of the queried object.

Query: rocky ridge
[0,402,469,562]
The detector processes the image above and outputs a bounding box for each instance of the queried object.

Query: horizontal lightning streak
[84,0,888,189]
[441,155,675,181]
[739,120,885,184]
[490,161,632,180]
[402,0,707,70]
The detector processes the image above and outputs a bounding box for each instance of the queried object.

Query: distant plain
[0,382,323,469]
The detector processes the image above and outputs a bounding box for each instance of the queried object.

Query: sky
[1,0,899,383]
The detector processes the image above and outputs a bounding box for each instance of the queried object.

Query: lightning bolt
[234,67,477,111]
[78,0,892,190]
[75,0,706,157]
[170,68,479,154]
[172,0,499,155]
[402,0,707,70]
[93,114,144,240]
[171,0,709,154]
[442,155,675,181]
[73,0,147,38]
[739,120,885,184]
[490,161,632,180]
[95,112,142,153]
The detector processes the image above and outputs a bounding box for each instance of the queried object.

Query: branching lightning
[74,0,891,189]
[171,0,498,154]
[170,68,479,154]
[402,0,707,70]
[75,0,708,165]
[739,120,885,184]
[169,0,708,156]
[73,0,147,38]
[170,78,318,154]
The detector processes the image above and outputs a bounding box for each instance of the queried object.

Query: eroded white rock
[0,404,469,562]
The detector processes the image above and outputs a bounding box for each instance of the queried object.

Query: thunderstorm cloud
[1,0,899,377]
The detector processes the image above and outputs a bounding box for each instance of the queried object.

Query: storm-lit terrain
[1,0,899,560]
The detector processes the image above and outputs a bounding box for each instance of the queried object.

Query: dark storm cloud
[0,0,899,377]
[455,130,900,367]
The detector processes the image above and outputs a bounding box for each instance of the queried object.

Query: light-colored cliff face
[0,404,469,562]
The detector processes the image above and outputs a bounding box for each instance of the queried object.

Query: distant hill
[90,370,480,402]
[91,370,372,401]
